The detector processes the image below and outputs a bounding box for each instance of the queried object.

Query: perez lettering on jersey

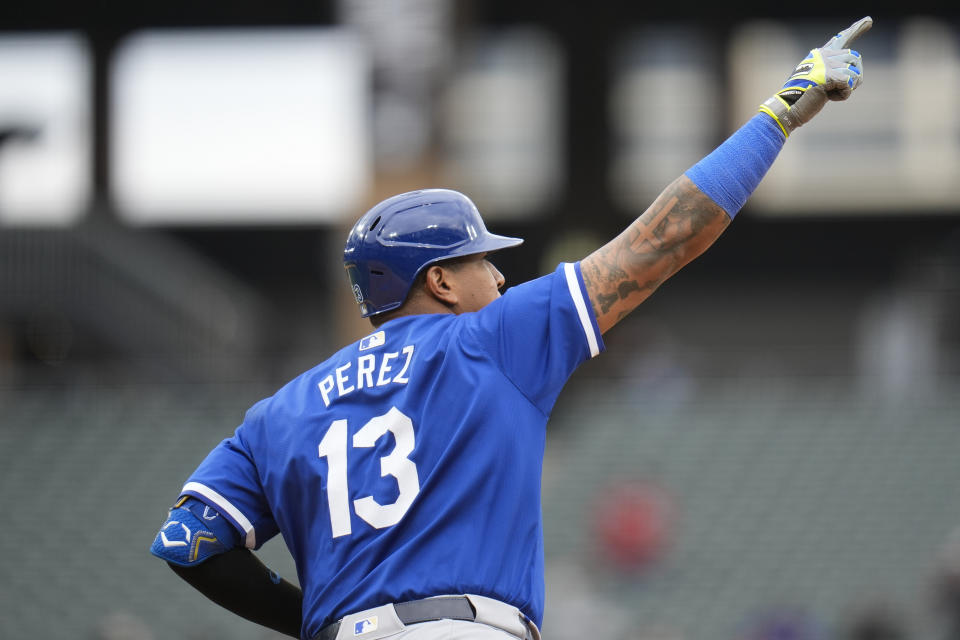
[317,345,415,407]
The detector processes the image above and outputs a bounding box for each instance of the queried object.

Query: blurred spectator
[740,607,825,640]
[591,478,677,575]
[839,598,908,640]
[931,528,960,640]
[92,611,154,640]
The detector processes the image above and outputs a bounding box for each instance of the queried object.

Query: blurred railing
[0,221,267,382]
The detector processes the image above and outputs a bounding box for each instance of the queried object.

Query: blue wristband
[683,113,785,219]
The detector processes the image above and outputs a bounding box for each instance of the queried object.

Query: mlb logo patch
[359,331,385,351]
[353,616,378,636]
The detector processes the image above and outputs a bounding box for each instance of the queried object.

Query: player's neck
[370,297,454,328]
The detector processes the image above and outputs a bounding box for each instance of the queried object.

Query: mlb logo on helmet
[353,616,378,635]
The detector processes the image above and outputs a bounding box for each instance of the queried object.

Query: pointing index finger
[823,16,873,49]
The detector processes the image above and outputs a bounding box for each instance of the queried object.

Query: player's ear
[423,264,460,307]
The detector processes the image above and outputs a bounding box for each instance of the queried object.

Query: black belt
[315,595,534,640]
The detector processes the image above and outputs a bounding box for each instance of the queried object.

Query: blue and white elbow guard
[150,496,240,566]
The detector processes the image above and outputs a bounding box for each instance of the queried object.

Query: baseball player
[150,17,872,640]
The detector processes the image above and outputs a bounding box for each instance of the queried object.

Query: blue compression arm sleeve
[684,113,786,220]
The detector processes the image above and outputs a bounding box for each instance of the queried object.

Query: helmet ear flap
[344,264,369,315]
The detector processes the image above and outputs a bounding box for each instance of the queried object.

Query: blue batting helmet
[343,189,523,318]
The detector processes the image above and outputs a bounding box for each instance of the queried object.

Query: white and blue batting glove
[760,16,872,137]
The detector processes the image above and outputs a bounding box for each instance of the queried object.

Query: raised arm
[581,175,729,333]
[582,16,872,334]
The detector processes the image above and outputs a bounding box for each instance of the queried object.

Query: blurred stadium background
[1,1,959,639]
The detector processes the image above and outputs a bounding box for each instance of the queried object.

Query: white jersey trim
[563,262,600,358]
[182,481,257,549]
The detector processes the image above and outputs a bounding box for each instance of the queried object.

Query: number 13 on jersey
[317,406,420,538]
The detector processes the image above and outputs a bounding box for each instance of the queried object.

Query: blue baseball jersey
[180,262,604,639]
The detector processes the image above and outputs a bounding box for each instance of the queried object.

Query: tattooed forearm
[581,174,732,334]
